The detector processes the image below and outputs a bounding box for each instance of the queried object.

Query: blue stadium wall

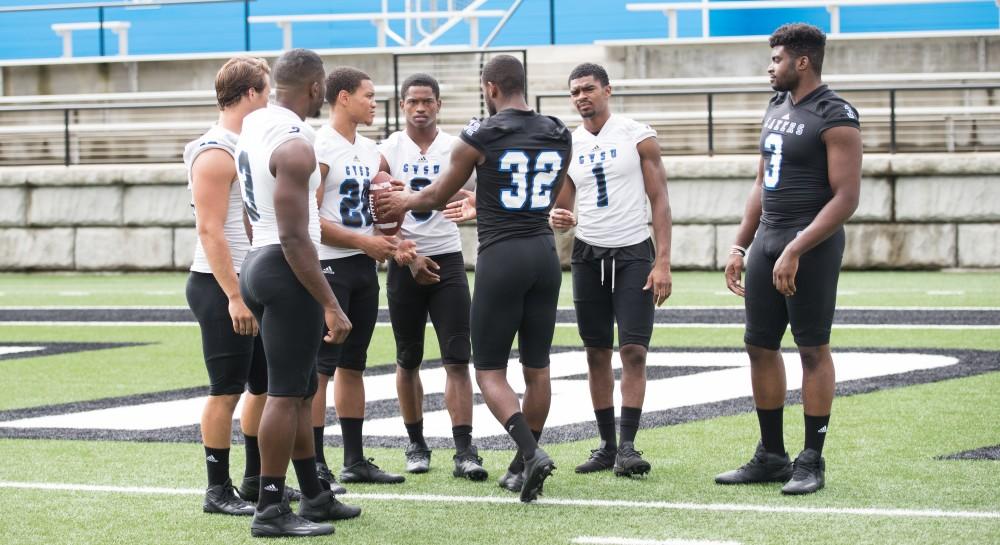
[0,0,994,59]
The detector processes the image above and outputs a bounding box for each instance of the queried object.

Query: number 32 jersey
[567,115,656,249]
[314,126,382,260]
[759,84,860,229]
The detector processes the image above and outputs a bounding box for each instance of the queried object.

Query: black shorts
[571,238,655,349]
[744,224,845,350]
[239,245,323,398]
[387,251,471,369]
[316,253,379,374]
[471,235,562,370]
[186,272,268,396]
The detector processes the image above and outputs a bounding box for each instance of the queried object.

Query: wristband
[729,245,747,257]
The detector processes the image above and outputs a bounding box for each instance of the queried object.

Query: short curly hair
[325,67,371,105]
[568,62,610,87]
[769,23,826,75]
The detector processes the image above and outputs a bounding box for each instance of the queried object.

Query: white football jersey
[567,115,656,248]
[378,130,463,257]
[183,125,250,273]
[235,104,321,249]
[314,126,383,260]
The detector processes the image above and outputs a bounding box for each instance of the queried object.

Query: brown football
[368,170,402,236]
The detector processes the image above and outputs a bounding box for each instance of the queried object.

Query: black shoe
[781,449,825,495]
[575,445,617,474]
[316,462,348,495]
[250,501,334,538]
[238,476,303,503]
[520,448,555,503]
[498,469,525,493]
[453,446,488,481]
[204,479,256,516]
[614,442,651,477]
[715,442,793,485]
[405,442,432,474]
[340,458,406,484]
[297,490,362,522]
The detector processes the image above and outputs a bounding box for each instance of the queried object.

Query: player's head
[214,55,271,113]
[768,23,826,92]
[326,67,376,126]
[273,48,326,118]
[400,73,441,130]
[568,62,611,120]
[481,55,525,116]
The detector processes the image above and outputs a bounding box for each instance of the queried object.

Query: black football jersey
[758,84,860,229]
[459,108,572,252]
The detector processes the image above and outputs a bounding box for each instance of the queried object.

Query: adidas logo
[817,425,828,434]
[322,265,335,275]
[206,455,219,463]
[418,155,428,162]
[506,424,515,432]
[352,155,361,163]
[591,145,601,151]
[781,113,790,120]
[264,484,279,492]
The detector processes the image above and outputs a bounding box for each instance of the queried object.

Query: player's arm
[549,174,576,231]
[725,156,766,297]
[772,125,862,296]
[314,161,398,262]
[638,137,673,306]
[378,140,480,217]
[191,149,257,336]
[271,139,350,344]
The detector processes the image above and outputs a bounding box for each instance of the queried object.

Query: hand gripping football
[369,171,402,236]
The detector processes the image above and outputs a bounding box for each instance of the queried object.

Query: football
[369,170,402,236]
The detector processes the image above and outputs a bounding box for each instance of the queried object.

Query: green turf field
[0,272,997,545]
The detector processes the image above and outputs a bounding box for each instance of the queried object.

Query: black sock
[405,419,426,447]
[204,446,230,486]
[595,407,616,449]
[292,457,323,499]
[243,435,261,479]
[453,425,472,453]
[503,413,537,470]
[258,476,285,510]
[756,407,785,455]
[804,414,830,455]
[508,428,543,473]
[619,406,642,446]
[313,427,326,465]
[340,417,365,466]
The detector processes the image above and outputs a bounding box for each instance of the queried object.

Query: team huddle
[183,23,861,538]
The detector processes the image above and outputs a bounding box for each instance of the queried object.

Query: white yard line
[573,538,740,545]
[0,481,996,520]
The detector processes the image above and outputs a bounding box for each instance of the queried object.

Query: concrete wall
[1,153,997,271]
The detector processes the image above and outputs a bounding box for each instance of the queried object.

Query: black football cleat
[715,442,793,485]
[297,490,362,521]
[250,502,334,538]
[498,469,525,493]
[452,446,488,481]
[613,442,651,477]
[316,462,348,495]
[404,442,432,474]
[203,478,256,516]
[238,476,303,503]
[575,445,617,474]
[340,458,406,484]
[520,448,555,503]
[781,449,825,495]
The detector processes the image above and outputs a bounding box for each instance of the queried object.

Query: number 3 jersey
[235,104,321,249]
[458,108,572,252]
[566,115,656,249]
[378,130,463,257]
[759,84,860,229]
[314,125,382,260]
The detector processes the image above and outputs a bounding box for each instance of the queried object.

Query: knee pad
[396,341,424,370]
[443,334,471,365]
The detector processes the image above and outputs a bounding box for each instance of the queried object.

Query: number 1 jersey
[314,125,382,260]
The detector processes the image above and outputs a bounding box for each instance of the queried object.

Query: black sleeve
[818,99,861,134]
[459,117,487,153]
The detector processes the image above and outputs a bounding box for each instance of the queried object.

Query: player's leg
[716,225,793,485]
[782,227,845,495]
[387,259,432,473]
[234,335,276,502]
[312,260,350,494]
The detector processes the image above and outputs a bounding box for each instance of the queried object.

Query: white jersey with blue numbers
[378,130,463,257]
[567,115,656,249]
[183,125,250,273]
[235,104,321,249]
[314,126,382,260]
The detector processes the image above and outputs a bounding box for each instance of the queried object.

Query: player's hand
[772,248,799,297]
[389,178,406,191]
[409,256,441,285]
[725,254,745,297]
[376,188,409,222]
[548,208,576,231]
[228,296,258,336]
[443,189,477,223]
[643,263,672,306]
[394,239,418,266]
[363,235,399,263]
[323,306,352,344]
